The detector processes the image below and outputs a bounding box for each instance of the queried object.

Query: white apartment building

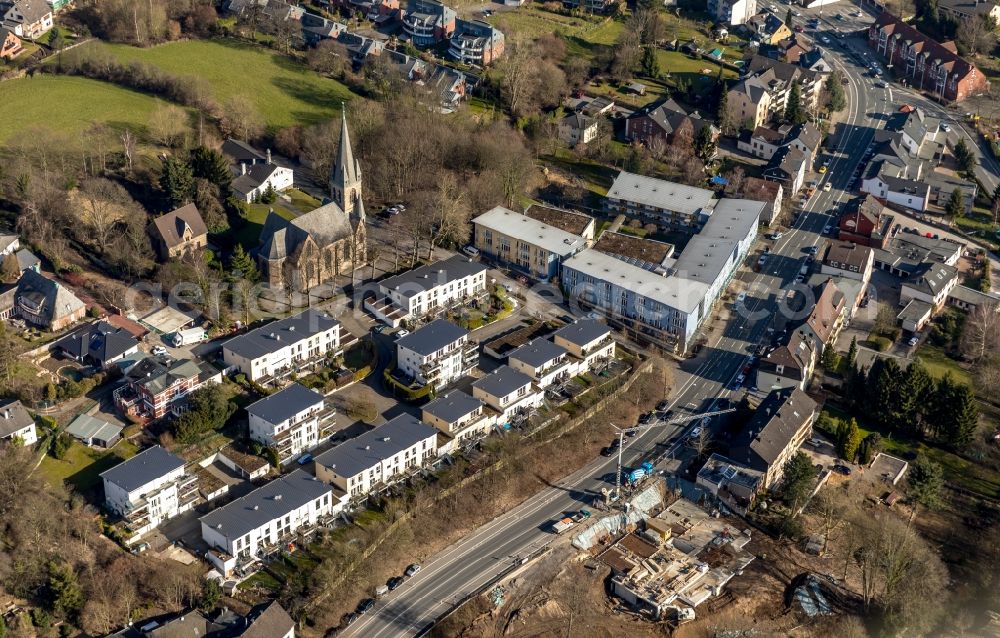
[101,445,197,544]
[472,206,590,281]
[222,308,346,382]
[0,400,37,446]
[246,383,333,466]
[370,255,488,323]
[396,319,476,390]
[200,469,337,560]
[314,414,439,498]
[422,390,496,446]
[472,365,544,424]
[508,337,578,388]
[708,0,756,25]
[551,319,615,368]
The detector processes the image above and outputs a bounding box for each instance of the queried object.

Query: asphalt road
[342,7,976,636]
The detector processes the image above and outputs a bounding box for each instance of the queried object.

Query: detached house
[0,26,21,59]
[558,112,599,147]
[149,203,208,261]
[837,195,895,248]
[1,0,53,40]
[221,139,294,203]
[314,413,439,498]
[762,146,808,195]
[246,383,334,466]
[747,11,791,45]
[114,357,217,421]
[472,365,543,424]
[15,270,86,332]
[51,320,140,369]
[0,400,36,446]
[101,446,198,544]
[624,97,719,148]
[396,319,476,390]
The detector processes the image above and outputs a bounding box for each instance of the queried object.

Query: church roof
[332,108,361,198]
[258,203,355,261]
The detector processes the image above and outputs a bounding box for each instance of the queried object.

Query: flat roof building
[473,205,590,281]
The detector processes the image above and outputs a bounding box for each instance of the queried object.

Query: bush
[50,433,73,460]
[869,336,892,352]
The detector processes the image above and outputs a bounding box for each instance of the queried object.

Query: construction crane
[611,408,737,502]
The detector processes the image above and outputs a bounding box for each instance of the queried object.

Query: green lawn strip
[38,438,139,492]
[98,39,353,130]
[234,203,296,251]
[915,344,972,386]
[0,75,169,142]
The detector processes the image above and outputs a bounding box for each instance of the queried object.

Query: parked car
[395,329,410,339]
[601,446,617,457]
[462,245,480,258]
[908,335,919,346]
[151,346,167,356]
[940,122,950,132]
[689,426,703,439]
[736,291,747,304]
[387,576,404,591]
[823,182,832,192]
[833,464,853,476]
[758,254,768,266]
[357,599,376,614]
[656,400,670,412]
[875,81,887,88]
[405,563,422,577]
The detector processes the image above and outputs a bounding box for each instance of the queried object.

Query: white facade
[861,176,930,212]
[378,256,488,319]
[396,320,475,390]
[247,384,330,465]
[472,367,545,423]
[239,165,295,204]
[101,447,196,543]
[422,391,497,444]
[508,339,581,389]
[709,0,756,25]
[552,323,615,368]
[222,309,344,382]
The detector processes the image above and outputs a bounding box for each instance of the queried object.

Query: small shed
[65,414,123,448]
[626,82,647,95]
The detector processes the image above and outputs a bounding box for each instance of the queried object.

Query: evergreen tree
[199,579,223,611]
[780,451,816,512]
[261,183,277,204]
[858,432,881,465]
[190,146,233,195]
[908,456,944,509]
[941,382,979,449]
[228,243,259,282]
[694,125,717,162]
[717,90,734,135]
[953,138,976,175]
[927,373,957,441]
[820,343,840,371]
[47,561,84,619]
[946,187,965,217]
[159,155,196,209]
[784,81,806,125]
[826,71,847,112]
[844,362,867,410]
[48,28,65,52]
[836,417,862,462]
[641,46,660,78]
[845,335,858,370]
[898,360,933,433]
[785,7,793,26]
[869,357,902,429]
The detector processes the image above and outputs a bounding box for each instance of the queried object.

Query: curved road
[343,7,984,636]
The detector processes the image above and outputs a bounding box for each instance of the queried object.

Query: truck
[550,510,592,534]
[169,327,206,347]
[624,461,655,485]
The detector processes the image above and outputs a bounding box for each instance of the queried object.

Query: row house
[508,338,577,389]
[448,18,504,65]
[402,0,455,46]
[222,308,349,383]
[247,383,335,466]
[114,357,214,421]
[471,365,544,424]
[552,319,616,368]
[102,446,198,544]
[821,242,875,284]
[314,413,438,498]
[869,12,989,103]
[396,319,477,390]
[368,255,488,327]
[422,390,495,448]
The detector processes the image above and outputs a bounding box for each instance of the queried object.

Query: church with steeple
[255,109,367,291]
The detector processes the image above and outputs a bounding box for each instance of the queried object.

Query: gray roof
[606,171,715,216]
[313,413,438,478]
[552,319,610,348]
[904,262,958,296]
[671,198,764,287]
[733,388,817,470]
[124,357,202,395]
[897,298,933,323]
[243,601,296,638]
[51,320,138,364]
[15,249,38,272]
[101,445,185,493]
[947,284,1000,306]
[472,364,532,398]
[151,203,208,249]
[200,469,331,540]
[396,318,468,356]
[246,382,323,425]
[380,255,486,299]
[0,400,33,439]
[16,269,85,325]
[472,206,588,256]
[223,308,340,360]
[221,138,266,164]
[423,390,483,424]
[257,201,355,261]
[65,413,123,444]
[509,337,567,368]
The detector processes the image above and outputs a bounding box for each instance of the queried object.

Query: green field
[99,39,354,129]
[915,344,972,386]
[0,75,168,143]
[38,438,139,493]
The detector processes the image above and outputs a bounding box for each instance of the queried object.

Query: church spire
[330,103,363,218]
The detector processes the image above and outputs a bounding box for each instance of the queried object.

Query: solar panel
[722,466,738,480]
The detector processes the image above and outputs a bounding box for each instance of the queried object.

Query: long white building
[222,309,347,382]
[368,255,488,325]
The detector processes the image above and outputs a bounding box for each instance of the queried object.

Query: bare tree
[120,128,137,175]
[495,37,535,117]
[809,487,849,554]
[79,177,134,250]
[960,302,1000,363]
[220,95,266,142]
[147,102,190,148]
[957,16,996,56]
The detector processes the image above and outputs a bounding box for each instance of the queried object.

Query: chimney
[266,148,272,164]
[240,162,247,175]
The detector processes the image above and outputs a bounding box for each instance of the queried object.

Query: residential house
[246,383,334,465]
[755,331,816,391]
[734,177,783,225]
[103,601,295,638]
[148,203,209,261]
[593,231,674,274]
[869,12,989,103]
[368,255,487,325]
[696,453,764,515]
[821,242,875,283]
[783,122,822,166]
[422,390,495,446]
[402,0,455,46]
[799,48,832,73]
[15,269,86,332]
[624,97,719,148]
[101,446,198,543]
[708,0,756,25]
[201,469,337,561]
[561,0,616,12]
[900,262,959,309]
[1,0,52,39]
[763,146,808,195]
[471,365,543,423]
[472,205,590,280]
[860,159,931,212]
[837,195,895,248]
[795,279,847,354]
[222,308,348,383]
[508,338,576,388]
[396,319,475,390]
[301,11,346,44]
[937,0,1000,22]
[65,414,122,449]
[730,56,823,128]
[0,400,36,446]
[314,413,438,497]
[448,18,504,65]
[221,141,294,203]
[50,320,140,369]
[552,318,615,369]
[604,171,716,231]
[946,284,1000,313]
[747,11,791,45]
[0,25,21,58]
[727,75,774,131]
[773,35,812,64]
[737,125,786,160]
[558,112,599,147]
[731,388,817,489]
[13,248,39,275]
[114,357,215,421]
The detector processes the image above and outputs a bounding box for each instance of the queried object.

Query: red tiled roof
[873,13,980,82]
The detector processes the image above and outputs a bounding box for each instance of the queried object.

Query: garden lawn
[38,439,139,493]
[99,39,354,130]
[235,202,297,251]
[0,75,167,143]
[915,343,972,386]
